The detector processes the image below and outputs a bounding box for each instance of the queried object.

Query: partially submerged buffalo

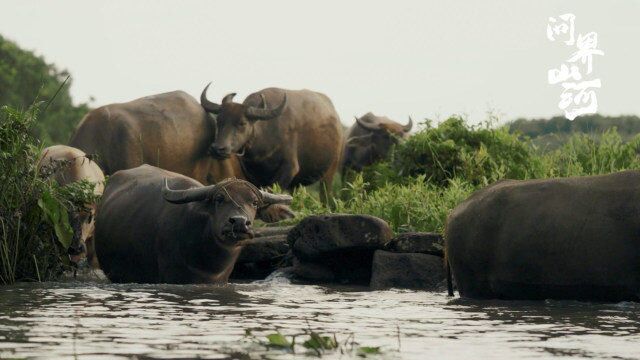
[69,90,293,223]
[95,165,292,284]
[38,145,105,268]
[200,84,343,201]
[445,171,640,301]
[342,112,412,173]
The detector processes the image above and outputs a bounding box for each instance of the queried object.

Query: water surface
[0,272,638,359]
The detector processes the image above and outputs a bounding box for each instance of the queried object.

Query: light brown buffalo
[342,112,412,173]
[38,145,105,268]
[69,91,293,222]
[200,84,343,202]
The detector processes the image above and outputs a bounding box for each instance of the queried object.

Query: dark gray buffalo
[342,112,412,173]
[95,165,292,284]
[445,171,640,301]
[69,90,293,223]
[200,84,343,202]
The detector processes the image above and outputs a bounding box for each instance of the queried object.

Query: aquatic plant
[244,327,386,357]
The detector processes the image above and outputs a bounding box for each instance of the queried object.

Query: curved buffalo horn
[403,116,414,133]
[245,93,287,120]
[355,115,381,131]
[222,93,236,104]
[200,82,221,114]
[260,191,293,205]
[162,178,214,204]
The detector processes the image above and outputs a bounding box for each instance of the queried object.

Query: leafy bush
[0,104,96,284]
[363,116,541,187]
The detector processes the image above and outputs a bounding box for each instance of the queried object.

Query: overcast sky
[1,1,638,127]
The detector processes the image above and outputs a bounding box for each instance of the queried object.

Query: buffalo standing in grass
[342,112,412,173]
[445,171,640,301]
[38,145,104,268]
[95,165,292,284]
[200,84,343,202]
[69,90,293,222]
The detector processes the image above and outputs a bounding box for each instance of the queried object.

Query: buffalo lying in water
[95,165,292,284]
[200,84,343,202]
[445,171,640,301]
[342,112,412,173]
[38,145,104,268]
[68,90,293,223]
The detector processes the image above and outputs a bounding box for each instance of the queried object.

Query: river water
[0,271,638,359]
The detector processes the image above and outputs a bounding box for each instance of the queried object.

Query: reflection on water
[0,271,638,359]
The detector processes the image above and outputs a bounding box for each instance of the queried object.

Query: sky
[1,0,638,127]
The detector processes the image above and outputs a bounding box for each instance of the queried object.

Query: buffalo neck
[242,123,282,163]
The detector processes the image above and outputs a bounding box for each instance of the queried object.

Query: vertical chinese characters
[547,14,604,120]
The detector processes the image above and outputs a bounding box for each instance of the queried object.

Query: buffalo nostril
[246,220,252,226]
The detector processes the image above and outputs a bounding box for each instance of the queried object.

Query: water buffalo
[200,84,343,202]
[445,171,640,301]
[68,90,293,223]
[38,145,105,268]
[95,165,292,284]
[342,113,412,173]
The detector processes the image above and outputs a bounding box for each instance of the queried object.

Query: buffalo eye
[252,200,259,209]
[213,194,225,204]
[237,121,247,129]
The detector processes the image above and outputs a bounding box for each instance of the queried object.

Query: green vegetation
[244,327,387,357]
[0,34,89,145]
[288,115,640,235]
[0,103,97,285]
[509,114,640,151]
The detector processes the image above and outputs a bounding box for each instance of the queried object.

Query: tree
[0,34,89,145]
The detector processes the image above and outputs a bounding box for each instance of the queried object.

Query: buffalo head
[344,113,413,171]
[67,206,96,265]
[200,83,287,159]
[162,177,292,246]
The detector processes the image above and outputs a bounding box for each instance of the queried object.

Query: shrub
[0,104,96,284]
[363,116,541,188]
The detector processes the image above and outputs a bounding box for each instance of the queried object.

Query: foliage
[510,114,640,140]
[363,116,541,188]
[0,34,89,145]
[244,327,386,357]
[0,104,97,284]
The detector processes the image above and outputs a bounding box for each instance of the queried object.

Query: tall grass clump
[288,174,474,234]
[541,128,640,177]
[0,104,95,285]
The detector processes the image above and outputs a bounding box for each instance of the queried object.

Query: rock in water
[385,232,443,256]
[287,214,393,285]
[288,214,393,260]
[370,251,446,290]
[231,234,290,280]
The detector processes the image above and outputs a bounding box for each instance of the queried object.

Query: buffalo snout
[229,215,251,233]
[209,144,231,159]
